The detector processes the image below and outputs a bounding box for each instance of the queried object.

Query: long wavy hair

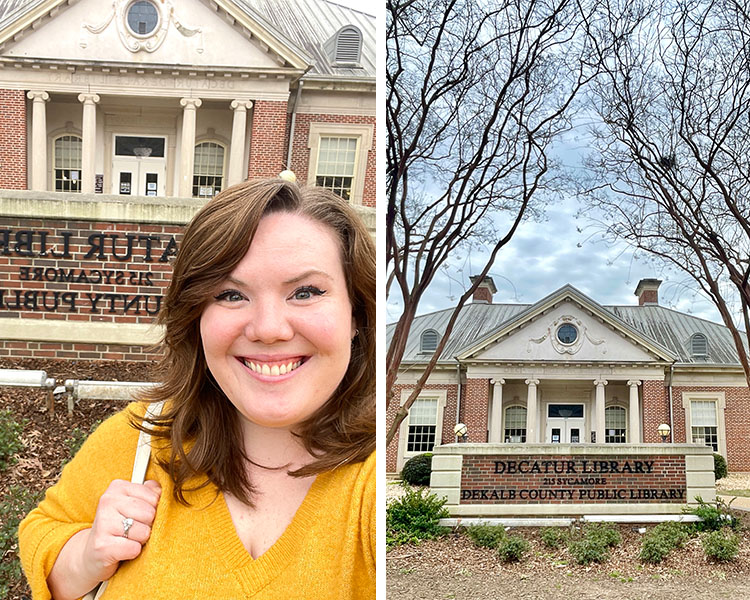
[135,179,375,505]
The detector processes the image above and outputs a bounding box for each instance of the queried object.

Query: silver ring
[122,517,134,538]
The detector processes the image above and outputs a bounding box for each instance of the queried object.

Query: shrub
[0,486,42,597]
[498,535,530,562]
[685,496,739,532]
[540,527,567,549]
[401,453,433,486]
[386,485,448,548]
[702,529,740,562]
[652,521,690,549]
[639,535,672,564]
[585,523,621,548]
[466,525,506,549]
[713,453,728,481]
[568,537,609,565]
[0,410,24,471]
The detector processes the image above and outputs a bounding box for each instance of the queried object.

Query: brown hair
[136,179,375,505]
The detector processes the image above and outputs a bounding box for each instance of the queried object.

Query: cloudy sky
[385,130,725,326]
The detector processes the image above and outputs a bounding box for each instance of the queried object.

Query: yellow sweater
[19,403,376,599]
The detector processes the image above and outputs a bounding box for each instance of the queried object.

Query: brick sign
[460,454,687,504]
[0,223,180,322]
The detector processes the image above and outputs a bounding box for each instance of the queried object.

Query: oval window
[127,1,159,36]
[557,323,578,344]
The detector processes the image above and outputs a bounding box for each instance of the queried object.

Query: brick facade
[290,113,376,207]
[462,378,490,443]
[0,340,160,362]
[0,90,27,190]
[248,100,288,179]
[641,379,670,443]
[673,385,750,471]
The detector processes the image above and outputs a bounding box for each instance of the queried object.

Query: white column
[78,93,100,194]
[178,97,202,198]
[489,378,505,442]
[525,378,540,443]
[594,378,608,443]
[228,100,253,186]
[27,91,50,191]
[627,379,642,443]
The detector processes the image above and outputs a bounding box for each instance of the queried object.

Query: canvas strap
[85,400,165,600]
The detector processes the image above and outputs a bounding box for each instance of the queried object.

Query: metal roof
[238,0,375,78]
[388,299,746,367]
[0,0,374,78]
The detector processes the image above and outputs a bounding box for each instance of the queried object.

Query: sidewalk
[717,494,750,511]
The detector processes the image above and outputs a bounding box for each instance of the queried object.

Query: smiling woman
[18,179,376,599]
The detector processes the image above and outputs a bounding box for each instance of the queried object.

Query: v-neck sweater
[19,403,376,599]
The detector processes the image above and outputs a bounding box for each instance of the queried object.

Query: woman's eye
[214,290,245,302]
[292,286,326,301]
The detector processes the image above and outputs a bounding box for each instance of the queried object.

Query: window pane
[407,398,438,452]
[504,406,527,443]
[193,142,225,197]
[407,425,436,452]
[316,137,357,200]
[54,136,82,193]
[691,400,717,426]
[115,136,165,158]
[605,406,627,443]
[692,426,718,451]
[548,404,584,418]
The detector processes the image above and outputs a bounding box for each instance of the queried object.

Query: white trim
[682,391,727,458]
[396,388,447,472]
[307,122,373,205]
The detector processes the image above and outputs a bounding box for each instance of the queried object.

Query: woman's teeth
[243,359,302,376]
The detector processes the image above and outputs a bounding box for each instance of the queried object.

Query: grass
[718,489,750,498]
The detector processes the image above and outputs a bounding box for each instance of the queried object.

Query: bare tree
[386,0,601,445]
[582,0,750,389]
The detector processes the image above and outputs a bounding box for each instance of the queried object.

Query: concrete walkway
[717,494,750,511]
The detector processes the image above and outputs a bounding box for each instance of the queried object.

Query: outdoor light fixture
[279,169,297,182]
[657,423,671,443]
[454,422,468,442]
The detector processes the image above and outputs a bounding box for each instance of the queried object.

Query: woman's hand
[47,479,161,600]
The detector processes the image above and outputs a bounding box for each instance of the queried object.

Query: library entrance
[545,403,585,443]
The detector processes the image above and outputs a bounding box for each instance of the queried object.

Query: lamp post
[454,422,468,443]
[657,423,671,443]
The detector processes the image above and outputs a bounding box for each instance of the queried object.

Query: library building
[0,0,375,362]
[387,278,749,516]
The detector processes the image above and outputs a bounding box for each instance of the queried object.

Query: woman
[19,179,376,599]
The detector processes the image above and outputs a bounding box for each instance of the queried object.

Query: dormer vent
[325,25,362,66]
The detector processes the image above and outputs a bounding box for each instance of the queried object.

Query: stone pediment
[0,0,309,71]
[458,286,676,364]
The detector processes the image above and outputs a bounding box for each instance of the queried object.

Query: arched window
[420,329,439,353]
[605,406,627,443]
[325,25,362,65]
[690,333,708,357]
[54,135,82,192]
[192,141,225,198]
[504,406,527,443]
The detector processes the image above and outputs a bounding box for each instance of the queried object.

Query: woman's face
[199,211,355,430]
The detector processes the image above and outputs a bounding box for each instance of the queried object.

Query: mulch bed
[0,358,157,600]
[387,518,750,599]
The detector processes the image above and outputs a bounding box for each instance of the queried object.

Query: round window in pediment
[556,323,578,345]
[127,1,160,37]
